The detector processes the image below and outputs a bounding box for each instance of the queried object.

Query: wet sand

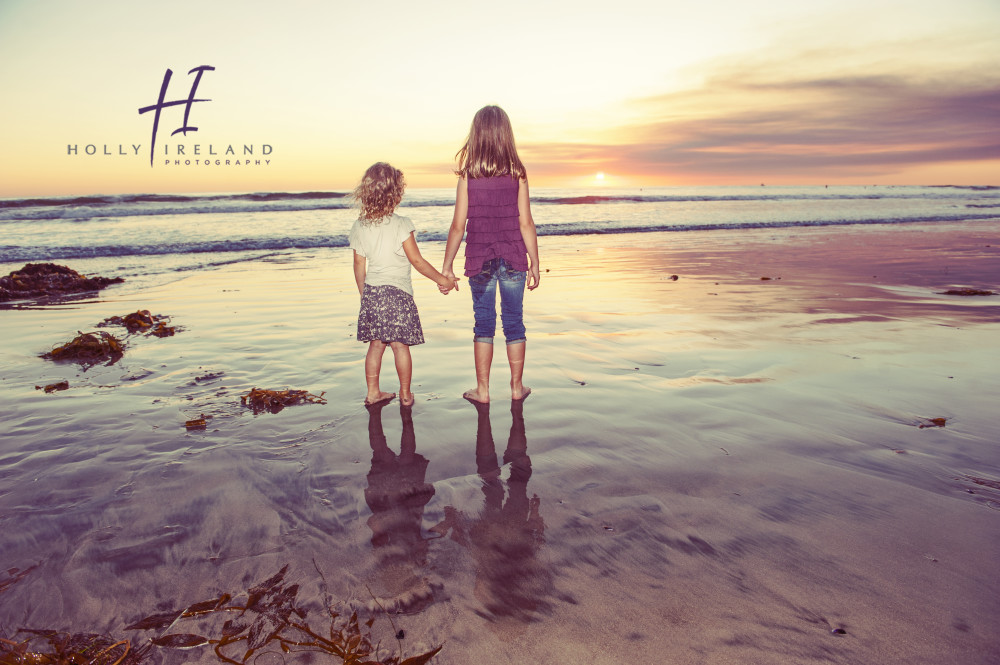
[1,223,999,664]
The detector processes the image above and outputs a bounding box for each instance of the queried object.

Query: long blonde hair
[454,105,526,180]
[353,162,405,223]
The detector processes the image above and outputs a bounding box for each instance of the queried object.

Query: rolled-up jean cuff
[505,337,526,346]
[473,335,495,345]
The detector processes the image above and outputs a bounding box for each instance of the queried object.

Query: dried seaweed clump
[102,310,177,337]
[35,380,70,393]
[938,288,995,296]
[964,475,1000,491]
[242,387,327,414]
[0,263,124,302]
[41,331,124,366]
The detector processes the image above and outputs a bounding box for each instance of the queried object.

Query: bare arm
[402,233,458,293]
[440,176,469,289]
[353,251,366,296]
[518,177,541,290]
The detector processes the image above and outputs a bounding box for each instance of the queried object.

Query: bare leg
[389,341,414,406]
[464,341,493,403]
[364,341,396,405]
[507,341,530,400]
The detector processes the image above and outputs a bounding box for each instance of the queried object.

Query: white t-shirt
[348,213,416,295]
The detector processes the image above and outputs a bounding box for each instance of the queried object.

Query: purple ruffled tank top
[464,176,529,277]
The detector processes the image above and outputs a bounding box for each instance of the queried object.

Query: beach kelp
[0,567,442,665]
[41,331,124,367]
[241,387,328,414]
[0,263,124,302]
[100,310,178,337]
[39,311,178,369]
[123,566,442,665]
[938,288,995,296]
[0,631,148,665]
[0,566,36,596]
[35,381,70,393]
[964,475,1000,491]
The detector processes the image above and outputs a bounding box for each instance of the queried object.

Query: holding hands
[438,268,460,295]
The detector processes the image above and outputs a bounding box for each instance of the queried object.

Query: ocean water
[1,184,998,290]
[2,185,999,662]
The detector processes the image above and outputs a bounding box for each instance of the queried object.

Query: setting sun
[595,172,605,183]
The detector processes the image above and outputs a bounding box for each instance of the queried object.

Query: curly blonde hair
[353,162,406,223]
[455,105,526,180]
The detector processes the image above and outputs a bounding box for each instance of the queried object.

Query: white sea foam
[1,185,997,275]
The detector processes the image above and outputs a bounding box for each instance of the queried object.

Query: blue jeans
[469,258,526,345]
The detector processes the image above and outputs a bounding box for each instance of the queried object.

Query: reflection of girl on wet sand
[430,399,552,621]
[363,401,436,613]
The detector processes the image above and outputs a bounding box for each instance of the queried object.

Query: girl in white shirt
[349,162,458,406]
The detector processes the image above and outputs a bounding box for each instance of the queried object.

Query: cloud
[522,64,1000,182]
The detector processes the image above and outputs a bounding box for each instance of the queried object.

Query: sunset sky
[0,0,997,196]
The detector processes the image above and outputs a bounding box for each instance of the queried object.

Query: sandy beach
[2,222,999,664]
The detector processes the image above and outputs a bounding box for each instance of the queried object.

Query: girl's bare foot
[463,388,489,403]
[511,385,531,401]
[400,389,415,406]
[364,391,396,406]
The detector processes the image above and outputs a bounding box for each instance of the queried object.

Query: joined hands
[439,268,460,294]
[438,278,460,294]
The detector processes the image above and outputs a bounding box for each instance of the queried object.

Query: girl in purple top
[441,106,541,403]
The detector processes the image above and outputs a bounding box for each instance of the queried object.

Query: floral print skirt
[357,284,425,346]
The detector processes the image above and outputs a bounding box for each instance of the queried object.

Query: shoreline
[1,223,998,664]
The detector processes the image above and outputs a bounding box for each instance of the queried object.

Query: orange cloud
[519,66,1000,185]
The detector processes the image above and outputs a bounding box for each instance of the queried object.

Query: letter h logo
[138,65,215,166]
